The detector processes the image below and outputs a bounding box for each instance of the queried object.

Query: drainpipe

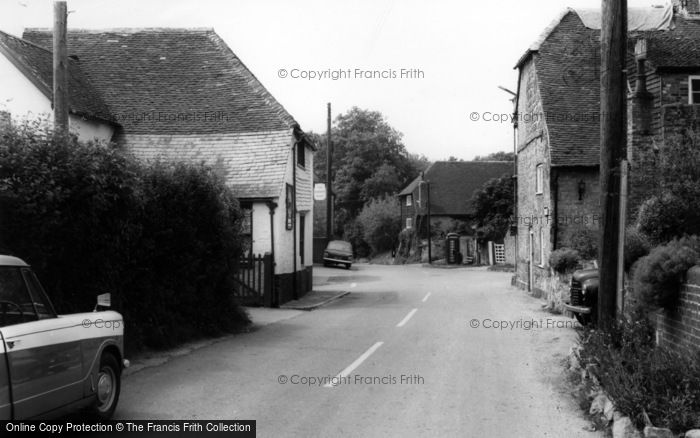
[268,201,277,307]
[551,168,559,251]
[292,137,298,299]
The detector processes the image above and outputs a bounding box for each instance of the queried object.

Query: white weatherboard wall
[251,201,272,256]
[0,52,114,142]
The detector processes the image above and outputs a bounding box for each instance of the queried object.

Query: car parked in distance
[323,240,354,269]
[0,255,128,420]
[563,268,599,326]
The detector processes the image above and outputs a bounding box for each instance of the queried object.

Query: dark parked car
[563,268,599,326]
[323,240,354,269]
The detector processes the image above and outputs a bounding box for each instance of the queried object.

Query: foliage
[342,218,370,259]
[473,151,515,161]
[549,248,581,274]
[579,318,700,431]
[470,174,514,242]
[637,193,700,245]
[568,228,598,260]
[312,108,427,238]
[356,196,402,256]
[636,132,700,245]
[624,227,651,272]
[0,121,248,352]
[632,236,700,309]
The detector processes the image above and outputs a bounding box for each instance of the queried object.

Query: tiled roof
[400,161,514,216]
[517,9,700,167]
[22,28,296,135]
[123,130,292,199]
[0,30,114,124]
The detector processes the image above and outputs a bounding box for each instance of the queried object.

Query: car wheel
[345,263,351,270]
[323,261,329,267]
[92,352,121,419]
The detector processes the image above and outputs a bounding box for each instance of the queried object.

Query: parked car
[563,268,599,326]
[0,255,128,420]
[323,240,354,269]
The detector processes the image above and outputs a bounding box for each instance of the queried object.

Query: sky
[0,0,665,161]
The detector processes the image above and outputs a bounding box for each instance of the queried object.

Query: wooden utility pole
[598,0,627,326]
[53,1,69,134]
[326,103,333,241]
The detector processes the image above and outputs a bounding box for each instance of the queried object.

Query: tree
[356,196,402,256]
[469,174,514,242]
[473,151,515,161]
[313,107,424,239]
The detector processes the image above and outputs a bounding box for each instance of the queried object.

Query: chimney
[53,1,69,135]
[634,39,648,96]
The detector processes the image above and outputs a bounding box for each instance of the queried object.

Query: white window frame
[689,75,700,104]
[406,217,413,229]
[406,194,413,206]
[535,164,544,195]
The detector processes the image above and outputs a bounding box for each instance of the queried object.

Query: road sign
[314,183,327,201]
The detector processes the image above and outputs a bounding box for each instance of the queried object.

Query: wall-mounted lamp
[543,206,550,217]
[578,180,586,201]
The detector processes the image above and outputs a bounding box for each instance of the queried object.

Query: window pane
[0,267,37,326]
[22,270,56,318]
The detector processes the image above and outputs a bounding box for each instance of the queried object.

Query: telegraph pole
[598,0,627,326]
[326,103,333,241]
[53,1,69,135]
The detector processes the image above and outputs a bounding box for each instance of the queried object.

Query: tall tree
[469,174,514,242]
[313,107,426,238]
[473,151,515,161]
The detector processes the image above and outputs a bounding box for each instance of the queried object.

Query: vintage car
[563,268,599,326]
[0,255,127,420]
[323,240,354,269]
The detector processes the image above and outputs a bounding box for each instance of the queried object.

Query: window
[538,228,545,266]
[0,267,38,327]
[689,76,700,104]
[296,143,305,168]
[240,204,253,256]
[535,164,544,194]
[406,195,413,206]
[406,217,413,229]
[22,269,56,319]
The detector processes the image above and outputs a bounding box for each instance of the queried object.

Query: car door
[0,267,82,419]
[0,333,10,420]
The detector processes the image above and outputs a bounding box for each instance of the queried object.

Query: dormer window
[690,76,700,104]
[406,194,413,206]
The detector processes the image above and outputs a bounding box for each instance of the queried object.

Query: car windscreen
[328,241,352,252]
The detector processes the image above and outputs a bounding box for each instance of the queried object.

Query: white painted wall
[0,52,114,142]
[251,201,272,256]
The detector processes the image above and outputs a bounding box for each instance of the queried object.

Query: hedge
[0,122,248,352]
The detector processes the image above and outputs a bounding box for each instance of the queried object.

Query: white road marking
[422,292,431,303]
[396,309,418,328]
[324,342,384,388]
[350,282,357,288]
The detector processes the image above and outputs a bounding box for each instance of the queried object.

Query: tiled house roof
[0,30,114,124]
[23,28,296,135]
[515,8,700,167]
[400,161,514,216]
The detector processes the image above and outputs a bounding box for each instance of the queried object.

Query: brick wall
[656,266,700,356]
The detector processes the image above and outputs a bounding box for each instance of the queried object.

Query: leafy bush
[624,227,651,272]
[356,196,401,256]
[342,218,370,258]
[549,248,581,274]
[579,319,700,431]
[632,236,700,309]
[569,228,598,260]
[637,193,700,245]
[0,122,248,352]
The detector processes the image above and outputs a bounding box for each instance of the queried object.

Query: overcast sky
[0,0,663,160]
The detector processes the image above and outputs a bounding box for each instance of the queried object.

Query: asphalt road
[116,264,600,437]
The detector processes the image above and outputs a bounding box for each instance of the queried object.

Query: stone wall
[656,266,700,356]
